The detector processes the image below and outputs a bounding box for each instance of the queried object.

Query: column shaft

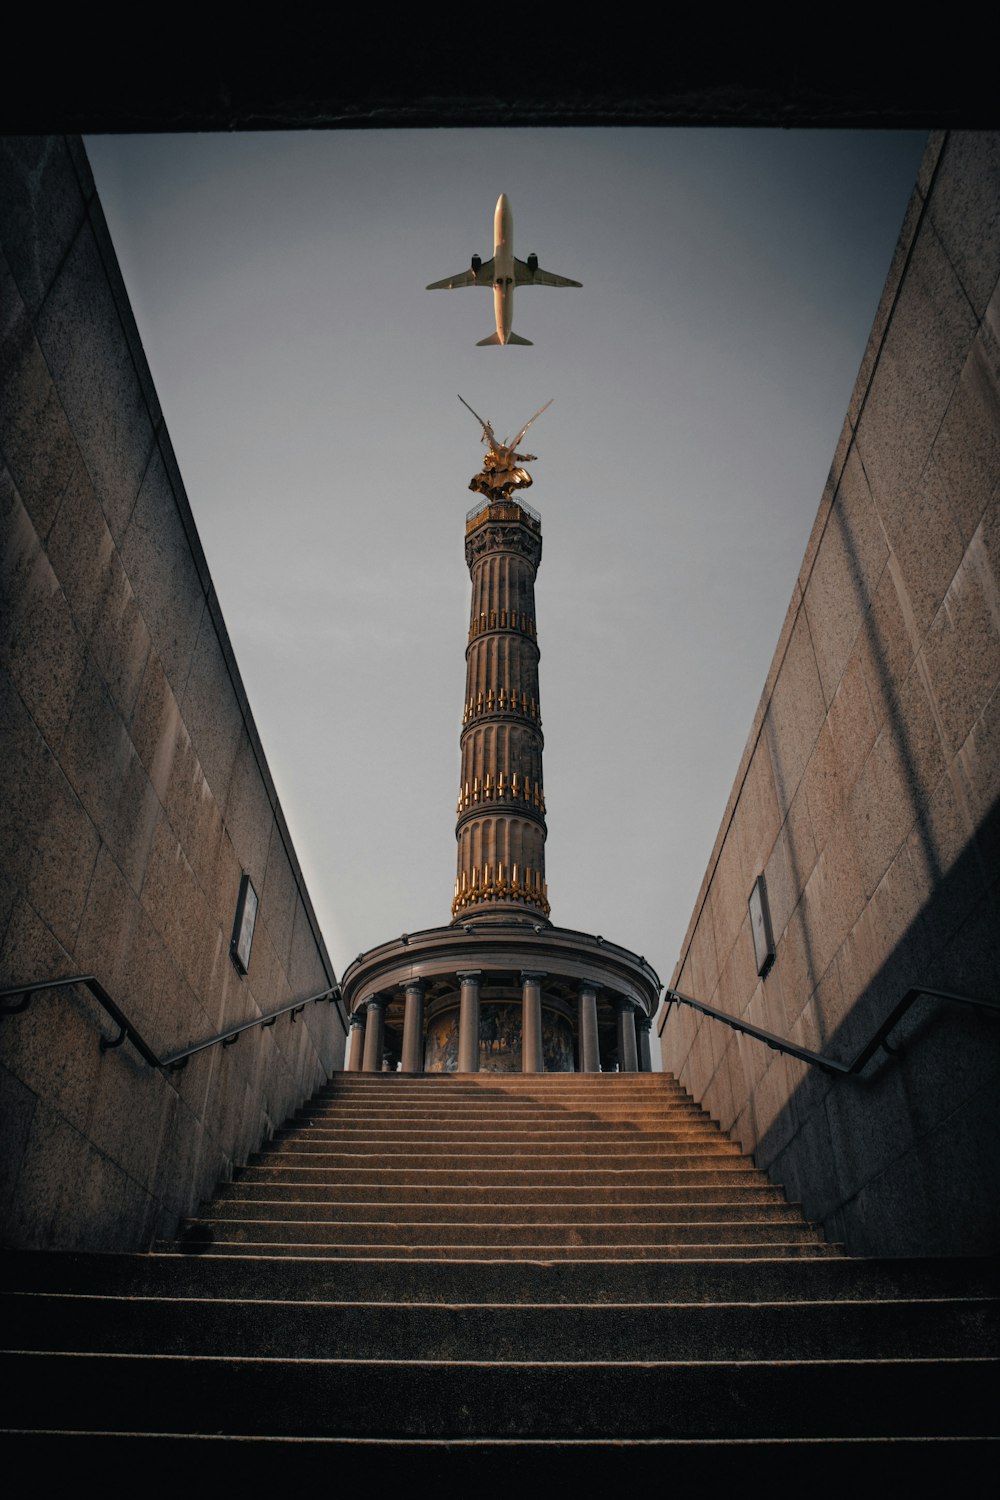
[346,1014,366,1072]
[578,983,600,1073]
[521,971,545,1074]
[616,1001,638,1073]
[401,982,425,1074]
[362,998,386,1073]
[637,1016,653,1073]
[458,971,481,1073]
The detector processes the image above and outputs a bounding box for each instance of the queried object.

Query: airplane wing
[426,259,495,290]
[513,258,581,288]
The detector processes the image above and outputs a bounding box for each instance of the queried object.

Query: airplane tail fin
[475,331,534,347]
[507,332,533,345]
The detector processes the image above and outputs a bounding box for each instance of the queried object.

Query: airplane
[426,193,581,346]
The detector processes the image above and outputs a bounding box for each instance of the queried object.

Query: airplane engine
[527,253,538,272]
[471,254,482,274]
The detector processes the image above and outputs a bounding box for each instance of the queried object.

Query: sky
[85,128,928,1019]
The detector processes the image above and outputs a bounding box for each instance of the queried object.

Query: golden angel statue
[459,394,552,502]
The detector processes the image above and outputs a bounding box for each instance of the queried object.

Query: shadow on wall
[749,790,1000,1257]
[765,384,997,1055]
[673,134,1000,1259]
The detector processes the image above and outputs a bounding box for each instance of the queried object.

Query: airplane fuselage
[492,193,515,345]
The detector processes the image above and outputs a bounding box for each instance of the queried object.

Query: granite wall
[1,137,346,1250]
[662,131,1000,1256]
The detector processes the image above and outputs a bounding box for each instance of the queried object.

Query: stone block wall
[1,137,345,1250]
[662,132,1000,1256]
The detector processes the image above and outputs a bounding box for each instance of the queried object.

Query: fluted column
[616,999,638,1073]
[637,1014,653,1073]
[578,982,600,1073]
[346,1010,366,1071]
[457,970,482,1073]
[453,502,549,922]
[521,970,545,1073]
[362,994,387,1073]
[401,980,426,1074]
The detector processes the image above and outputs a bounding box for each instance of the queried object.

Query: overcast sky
[85,128,927,1014]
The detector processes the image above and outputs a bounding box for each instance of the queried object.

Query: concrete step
[5,1251,992,1305]
[310,1096,693,1112]
[196,1218,826,1247]
[306,1084,697,1098]
[204,1199,806,1225]
[254,1146,746,1170]
[2,1350,992,1437]
[311,1082,695,1099]
[308,1105,695,1116]
[295,1106,709,1124]
[0,1433,993,1481]
[313,1086,695,1098]
[308,1086,693,1096]
[218,1181,789,1205]
[4,1291,994,1361]
[296,1117,716,1133]
[172,1239,842,1260]
[302,1096,708,1109]
[234,1165,768,1187]
[312,1078,693,1092]
[279,1122,720,1140]
[282,1113,722,1128]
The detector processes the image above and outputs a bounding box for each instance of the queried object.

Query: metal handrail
[466,496,541,528]
[0,973,345,1072]
[656,984,999,1077]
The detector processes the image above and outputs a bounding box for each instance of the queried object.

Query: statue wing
[511,399,553,450]
[458,393,496,446]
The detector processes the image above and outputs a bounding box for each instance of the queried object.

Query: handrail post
[100,1023,129,1051]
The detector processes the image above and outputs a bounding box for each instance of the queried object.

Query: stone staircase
[2,1071,997,1470]
[197,1071,840,1260]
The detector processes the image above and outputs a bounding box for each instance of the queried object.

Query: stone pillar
[401,980,426,1074]
[637,1014,653,1073]
[616,999,638,1073]
[578,982,600,1073]
[457,970,482,1073]
[521,971,545,1074]
[346,1010,366,1071]
[361,995,387,1073]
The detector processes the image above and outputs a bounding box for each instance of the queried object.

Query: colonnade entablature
[340,921,661,1075]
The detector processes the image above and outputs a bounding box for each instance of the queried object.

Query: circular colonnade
[340,919,661,1074]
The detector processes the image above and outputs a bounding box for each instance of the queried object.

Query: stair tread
[7,1071,992,1451]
